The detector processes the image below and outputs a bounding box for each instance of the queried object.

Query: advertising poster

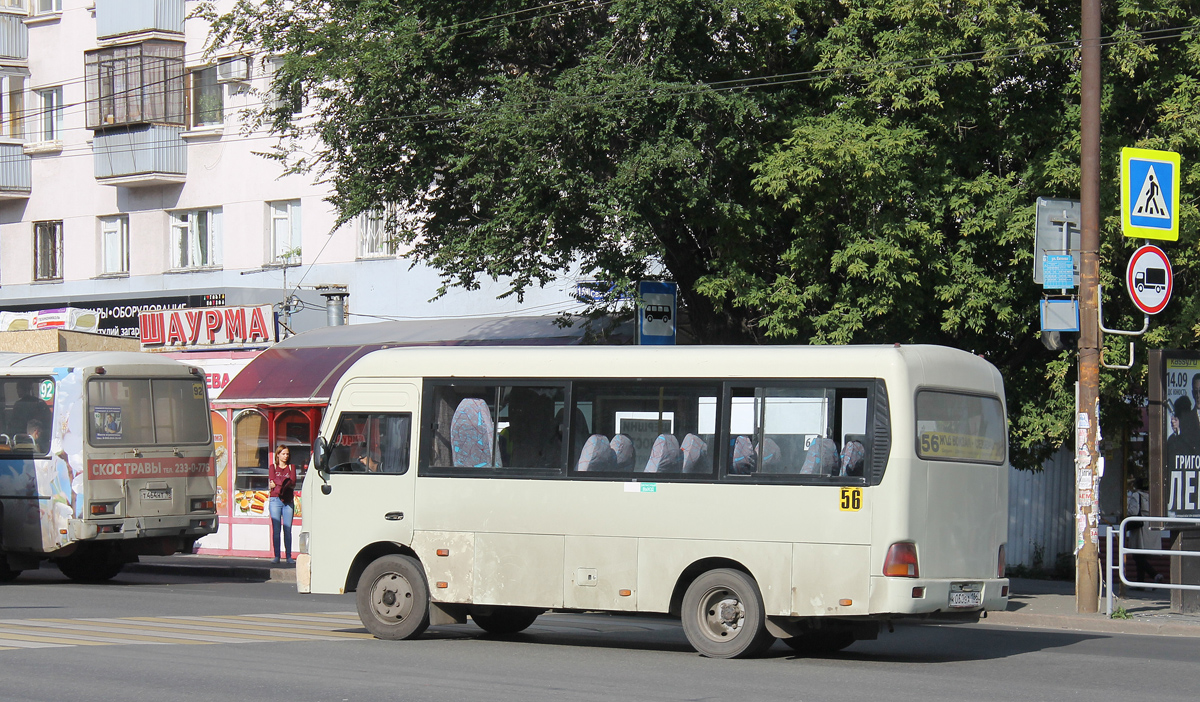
[1162,357,1200,518]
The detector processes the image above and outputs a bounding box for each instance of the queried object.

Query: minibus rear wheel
[680,568,776,658]
[356,554,430,640]
[56,544,124,582]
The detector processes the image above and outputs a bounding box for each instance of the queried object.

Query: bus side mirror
[313,436,330,481]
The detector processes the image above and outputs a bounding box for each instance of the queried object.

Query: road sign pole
[1076,0,1102,614]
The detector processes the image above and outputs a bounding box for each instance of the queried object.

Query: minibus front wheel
[355,554,430,640]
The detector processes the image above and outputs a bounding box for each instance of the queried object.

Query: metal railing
[1105,517,1200,617]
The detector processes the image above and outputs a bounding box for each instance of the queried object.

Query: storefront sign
[1,295,226,338]
[140,305,276,350]
[87,457,216,480]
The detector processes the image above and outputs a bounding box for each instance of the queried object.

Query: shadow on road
[411,613,1105,662]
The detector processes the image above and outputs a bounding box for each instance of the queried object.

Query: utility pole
[1076,0,1102,613]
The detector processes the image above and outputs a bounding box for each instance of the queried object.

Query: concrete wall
[0,329,140,353]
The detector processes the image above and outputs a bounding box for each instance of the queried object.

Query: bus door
[309,382,417,592]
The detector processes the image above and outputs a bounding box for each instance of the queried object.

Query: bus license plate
[949,591,982,608]
[141,488,172,501]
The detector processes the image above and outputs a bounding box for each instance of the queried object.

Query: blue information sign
[1042,255,1076,289]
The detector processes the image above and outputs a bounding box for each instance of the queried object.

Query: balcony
[0,13,27,62]
[85,40,185,130]
[0,142,31,198]
[93,124,186,186]
[95,0,185,40]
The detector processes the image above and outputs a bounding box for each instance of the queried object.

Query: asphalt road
[2,568,1196,702]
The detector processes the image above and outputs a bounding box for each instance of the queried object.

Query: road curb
[124,562,296,583]
[981,610,1200,638]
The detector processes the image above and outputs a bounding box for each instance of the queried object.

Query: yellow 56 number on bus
[839,487,862,512]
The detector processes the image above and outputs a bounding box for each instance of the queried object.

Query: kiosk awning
[214,316,626,407]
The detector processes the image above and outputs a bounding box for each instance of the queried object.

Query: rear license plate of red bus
[141,488,172,501]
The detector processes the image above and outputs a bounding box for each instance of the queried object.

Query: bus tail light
[883,542,920,578]
[191,499,216,512]
[91,502,118,516]
[998,543,1006,578]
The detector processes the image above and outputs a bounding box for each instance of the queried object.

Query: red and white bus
[0,352,217,582]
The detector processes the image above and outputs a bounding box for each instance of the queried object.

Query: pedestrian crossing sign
[1121,147,1180,241]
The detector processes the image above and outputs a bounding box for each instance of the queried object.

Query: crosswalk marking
[0,612,366,652]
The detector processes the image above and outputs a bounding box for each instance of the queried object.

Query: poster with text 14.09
[1164,358,1200,517]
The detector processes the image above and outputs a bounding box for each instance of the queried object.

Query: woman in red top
[268,445,297,564]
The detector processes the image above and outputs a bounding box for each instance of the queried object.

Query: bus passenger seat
[840,437,867,476]
[730,436,756,474]
[757,437,782,473]
[610,434,636,471]
[643,434,682,473]
[680,433,709,473]
[800,437,839,475]
[576,434,616,472]
[450,398,497,468]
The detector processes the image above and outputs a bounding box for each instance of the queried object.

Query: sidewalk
[981,576,1200,638]
[125,553,296,583]
[122,557,1200,637]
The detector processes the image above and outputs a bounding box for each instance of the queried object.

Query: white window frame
[268,200,301,264]
[100,215,130,275]
[33,220,63,282]
[169,208,222,270]
[190,66,223,128]
[1,0,28,13]
[358,205,399,259]
[34,0,60,14]
[34,86,63,143]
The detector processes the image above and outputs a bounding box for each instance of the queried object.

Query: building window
[34,87,63,142]
[1,0,28,12]
[33,221,63,281]
[6,75,23,139]
[100,215,129,275]
[358,206,399,258]
[268,200,301,264]
[266,57,302,114]
[170,208,221,270]
[35,0,60,14]
[84,41,185,129]
[190,66,222,127]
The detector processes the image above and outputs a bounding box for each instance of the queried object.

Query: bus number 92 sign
[1126,244,1173,315]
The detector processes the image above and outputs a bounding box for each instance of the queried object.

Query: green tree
[203,0,1200,468]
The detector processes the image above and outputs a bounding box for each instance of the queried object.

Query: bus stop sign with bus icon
[638,281,677,345]
[1126,244,1173,315]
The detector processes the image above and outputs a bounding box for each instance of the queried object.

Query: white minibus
[0,352,217,582]
[296,344,1009,657]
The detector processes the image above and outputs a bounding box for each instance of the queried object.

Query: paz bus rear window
[915,390,1005,464]
[87,378,211,446]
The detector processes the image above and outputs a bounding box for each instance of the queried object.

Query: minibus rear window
[915,390,1005,464]
[88,378,210,446]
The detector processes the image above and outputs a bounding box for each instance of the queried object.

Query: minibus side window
[0,377,55,455]
[724,384,871,481]
[425,383,566,474]
[568,382,719,476]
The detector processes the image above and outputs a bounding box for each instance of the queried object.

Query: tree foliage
[202,0,1200,469]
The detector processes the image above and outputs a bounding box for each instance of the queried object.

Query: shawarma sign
[139,304,276,351]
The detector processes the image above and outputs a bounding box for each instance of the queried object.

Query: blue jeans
[268,497,294,560]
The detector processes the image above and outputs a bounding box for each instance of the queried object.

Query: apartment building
[0,0,575,338]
